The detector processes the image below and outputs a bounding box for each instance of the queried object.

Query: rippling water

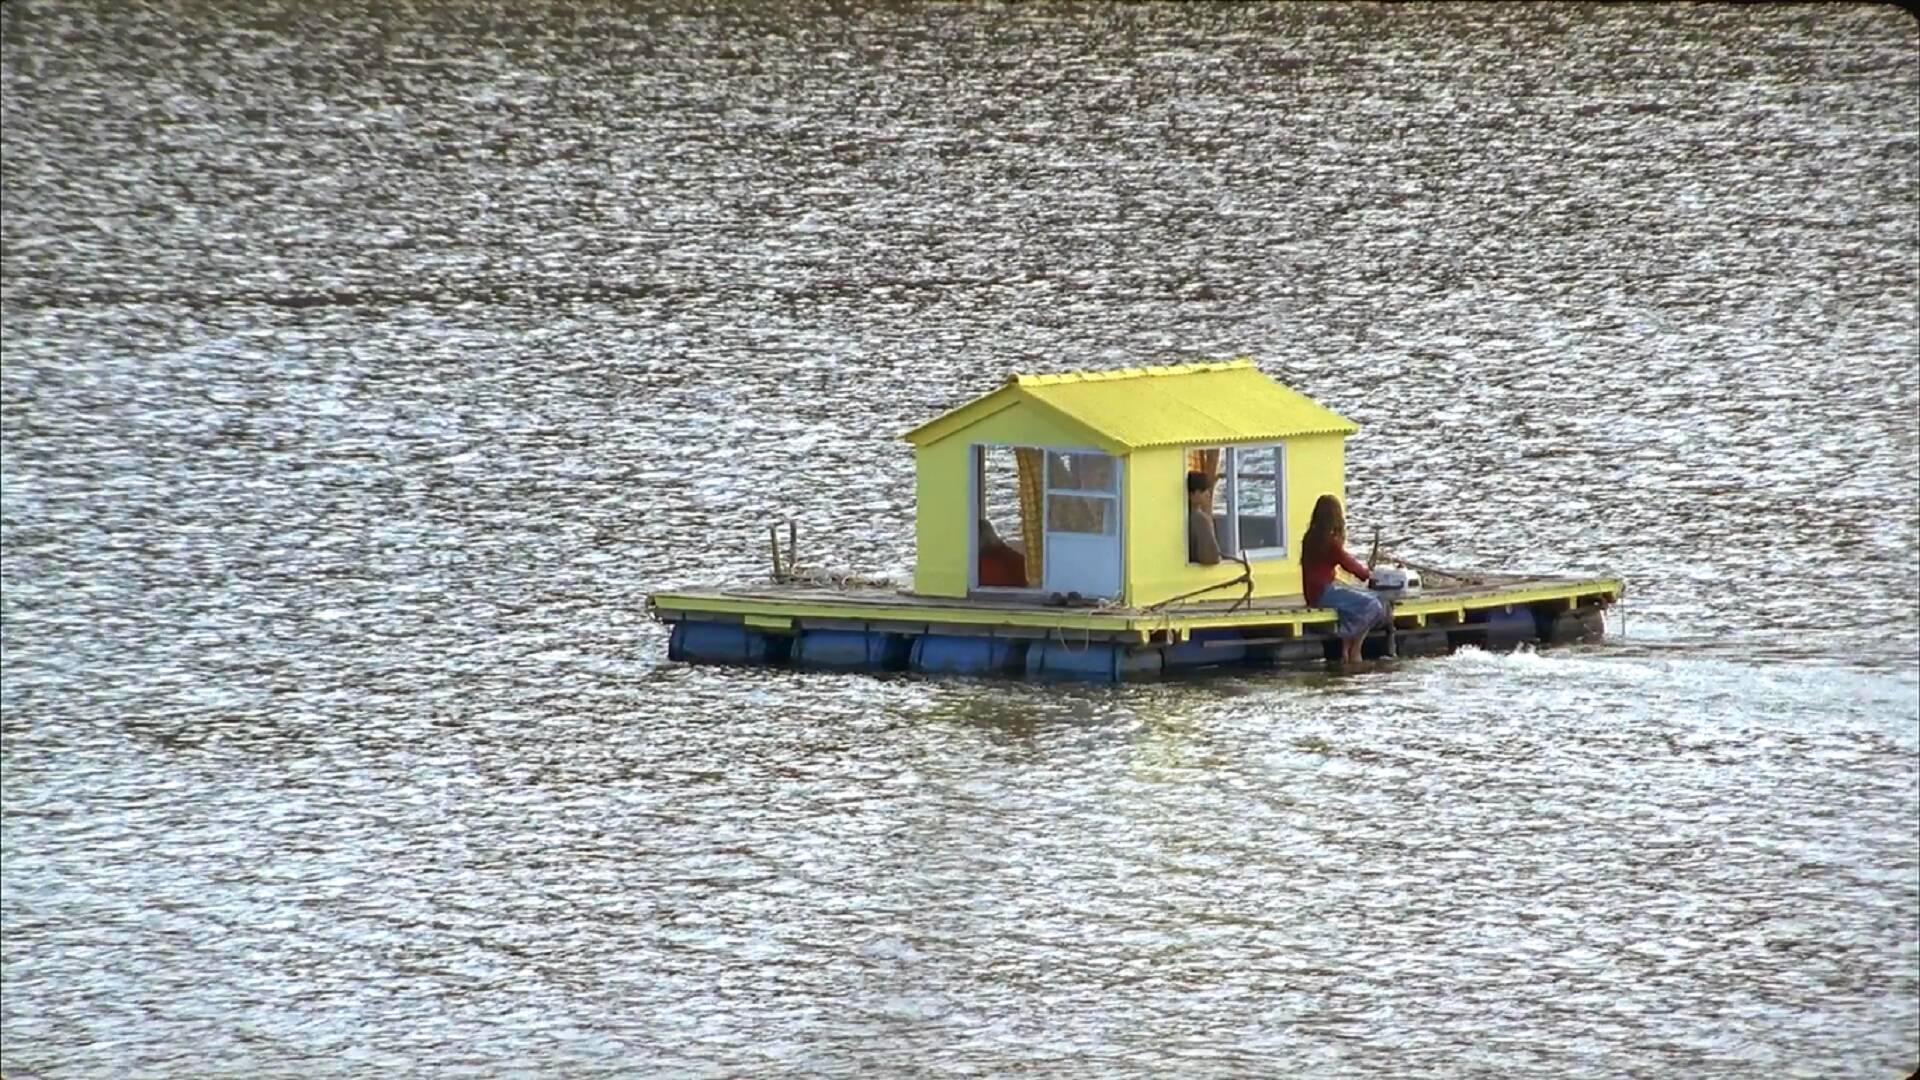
[4,2,1917,1076]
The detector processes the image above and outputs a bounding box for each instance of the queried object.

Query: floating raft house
[648,360,1621,681]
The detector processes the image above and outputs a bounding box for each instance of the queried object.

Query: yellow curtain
[1015,447,1045,585]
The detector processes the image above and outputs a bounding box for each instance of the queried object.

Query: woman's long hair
[1300,494,1346,566]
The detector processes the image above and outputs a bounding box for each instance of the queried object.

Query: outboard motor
[1368,566,1421,595]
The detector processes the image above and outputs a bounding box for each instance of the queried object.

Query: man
[1187,471,1222,565]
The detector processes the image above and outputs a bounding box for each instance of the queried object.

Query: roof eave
[902,385,1135,454]
[899,385,1021,446]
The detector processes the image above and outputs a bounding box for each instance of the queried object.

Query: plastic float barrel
[1024,639,1164,682]
[669,622,785,666]
[1245,638,1332,666]
[1391,627,1452,658]
[1164,628,1248,670]
[1543,606,1606,645]
[1463,604,1540,650]
[792,629,911,672]
[909,635,1027,676]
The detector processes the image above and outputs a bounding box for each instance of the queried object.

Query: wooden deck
[648,572,1624,645]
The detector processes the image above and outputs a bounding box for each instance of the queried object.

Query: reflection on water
[3,1,1916,1077]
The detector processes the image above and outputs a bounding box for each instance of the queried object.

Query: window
[1045,451,1118,536]
[1187,444,1286,562]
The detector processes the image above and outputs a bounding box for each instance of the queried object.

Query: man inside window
[1187,471,1222,565]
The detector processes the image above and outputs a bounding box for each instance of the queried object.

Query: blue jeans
[1322,582,1388,640]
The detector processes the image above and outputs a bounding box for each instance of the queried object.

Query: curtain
[1015,447,1045,585]
[1187,448,1222,510]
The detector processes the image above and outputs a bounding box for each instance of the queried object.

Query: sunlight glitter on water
[4,1,1917,1077]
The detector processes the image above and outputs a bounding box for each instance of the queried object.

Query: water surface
[3,2,1917,1077]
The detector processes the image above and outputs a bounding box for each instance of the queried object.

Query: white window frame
[1042,449,1121,538]
[1190,443,1287,563]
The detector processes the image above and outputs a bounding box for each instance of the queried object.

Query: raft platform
[647,572,1622,682]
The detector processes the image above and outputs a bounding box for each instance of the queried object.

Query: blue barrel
[1025,640,1164,682]
[669,622,782,666]
[1164,628,1248,669]
[793,629,911,671]
[1245,638,1332,666]
[910,635,1027,676]
[1466,604,1540,650]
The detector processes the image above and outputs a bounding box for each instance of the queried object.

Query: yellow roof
[901,359,1359,451]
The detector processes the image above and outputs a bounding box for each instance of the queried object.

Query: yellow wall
[911,399,1115,598]
[1121,434,1347,607]
[913,398,1349,605]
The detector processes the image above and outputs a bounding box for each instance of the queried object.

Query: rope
[781,567,903,590]
[1051,623,1093,655]
[1138,549,1255,615]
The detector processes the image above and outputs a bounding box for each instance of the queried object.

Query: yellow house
[901,359,1360,608]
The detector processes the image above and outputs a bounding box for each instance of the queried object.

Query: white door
[1041,451,1122,599]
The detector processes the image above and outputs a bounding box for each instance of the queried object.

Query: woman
[977,518,1028,588]
[1300,494,1389,665]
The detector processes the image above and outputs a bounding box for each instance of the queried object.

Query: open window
[1186,444,1287,562]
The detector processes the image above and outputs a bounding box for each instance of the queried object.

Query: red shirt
[979,544,1028,588]
[1302,544,1370,606]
